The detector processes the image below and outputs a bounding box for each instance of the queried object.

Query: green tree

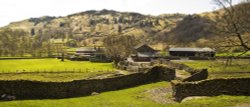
[0,28,28,56]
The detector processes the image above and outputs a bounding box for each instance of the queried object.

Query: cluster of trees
[0,29,31,56]
[0,28,76,57]
[0,28,56,57]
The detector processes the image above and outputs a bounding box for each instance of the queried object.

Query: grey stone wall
[183,69,208,82]
[0,65,175,100]
[171,78,250,102]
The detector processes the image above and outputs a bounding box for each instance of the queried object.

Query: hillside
[1,9,185,46]
[2,1,250,51]
[156,2,250,49]
[155,14,214,46]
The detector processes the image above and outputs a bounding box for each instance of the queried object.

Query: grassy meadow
[0,58,249,106]
[0,58,115,81]
[0,58,114,72]
[175,59,250,78]
[216,51,250,57]
[0,81,249,107]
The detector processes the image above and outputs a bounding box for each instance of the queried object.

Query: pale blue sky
[0,0,240,27]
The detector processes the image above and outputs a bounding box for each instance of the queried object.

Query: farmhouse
[131,44,158,62]
[75,47,97,57]
[67,47,97,60]
[169,47,215,57]
[69,47,110,62]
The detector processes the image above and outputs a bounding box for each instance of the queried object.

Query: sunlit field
[0,58,114,72]
[0,58,115,81]
[175,59,250,78]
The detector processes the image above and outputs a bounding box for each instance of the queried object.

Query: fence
[0,68,116,74]
[0,57,53,60]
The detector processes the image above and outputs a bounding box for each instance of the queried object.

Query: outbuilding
[169,47,215,57]
[75,47,97,57]
[67,47,97,61]
[132,44,158,61]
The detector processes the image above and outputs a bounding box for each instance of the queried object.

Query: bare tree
[213,0,250,54]
[103,34,138,66]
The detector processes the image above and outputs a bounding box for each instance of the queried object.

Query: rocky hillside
[1,9,229,49]
[155,14,214,46]
[1,9,185,46]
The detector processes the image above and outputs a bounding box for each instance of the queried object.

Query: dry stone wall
[0,65,175,100]
[171,78,250,102]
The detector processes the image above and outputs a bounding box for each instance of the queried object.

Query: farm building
[169,47,215,57]
[75,47,97,57]
[68,47,97,61]
[89,53,111,62]
[69,47,110,62]
[131,44,158,62]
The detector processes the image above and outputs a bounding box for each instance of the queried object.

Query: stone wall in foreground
[171,78,250,102]
[0,65,175,100]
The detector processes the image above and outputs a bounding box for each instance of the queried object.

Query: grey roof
[134,44,148,49]
[76,47,96,52]
[134,44,157,53]
[169,47,215,52]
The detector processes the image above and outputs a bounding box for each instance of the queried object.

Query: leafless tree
[213,0,250,54]
[103,34,138,66]
[213,0,250,66]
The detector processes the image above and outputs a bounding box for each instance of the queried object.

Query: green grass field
[0,58,114,72]
[0,59,115,81]
[0,81,249,107]
[177,59,250,72]
[175,59,250,78]
[216,51,250,57]
[0,58,250,106]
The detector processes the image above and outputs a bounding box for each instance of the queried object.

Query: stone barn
[131,44,158,62]
[68,47,97,61]
[75,47,97,57]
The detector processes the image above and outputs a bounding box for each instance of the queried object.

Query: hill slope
[155,14,214,46]
[1,9,185,46]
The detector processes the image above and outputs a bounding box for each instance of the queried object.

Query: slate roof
[76,47,96,52]
[169,48,215,52]
[134,44,157,53]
